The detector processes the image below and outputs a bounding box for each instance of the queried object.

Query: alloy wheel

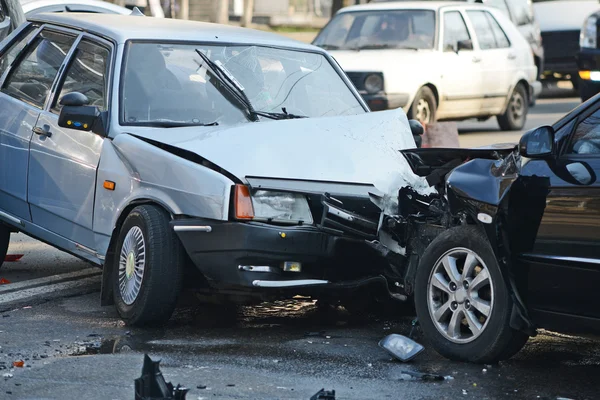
[118,226,146,305]
[509,91,524,122]
[415,98,431,124]
[427,248,494,344]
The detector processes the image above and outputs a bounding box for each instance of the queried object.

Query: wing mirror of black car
[409,119,424,148]
[58,92,106,136]
[519,125,555,158]
[456,39,473,52]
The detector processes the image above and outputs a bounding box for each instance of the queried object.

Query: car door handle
[472,56,481,63]
[508,53,517,60]
[33,125,52,138]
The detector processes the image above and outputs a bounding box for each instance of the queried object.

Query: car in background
[313,1,541,130]
[21,0,130,16]
[532,0,599,89]
[577,8,600,101]
[372,0,544,93]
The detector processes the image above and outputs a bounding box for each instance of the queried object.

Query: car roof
[29,13,322,50]
[21,0,130,14]
[338,1,480,12]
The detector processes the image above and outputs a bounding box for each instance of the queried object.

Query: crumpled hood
[127,109,433,196]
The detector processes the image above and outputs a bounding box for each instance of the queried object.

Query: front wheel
[497,84,528,131]
[112,205,185,326]
[0,224,9,270]
[408,86,437,125]
[414,225,528,363]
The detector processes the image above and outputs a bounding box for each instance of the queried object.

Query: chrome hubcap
[118,226,146,305]
[427,248,494,344]
[415,98,431,124]
[510,91,524,121]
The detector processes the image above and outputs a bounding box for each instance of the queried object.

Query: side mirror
[57,92,103,134]
[519,125,554,158]
[456,39,473,52]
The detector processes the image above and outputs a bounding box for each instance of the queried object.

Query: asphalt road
[0,93,594,400]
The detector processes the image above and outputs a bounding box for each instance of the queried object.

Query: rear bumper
[530,81,543,101]
[171,219,387,293]
[576,49,600,100]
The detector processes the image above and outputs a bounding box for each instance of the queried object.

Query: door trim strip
[0,210,23,226]
[522,253,600,265]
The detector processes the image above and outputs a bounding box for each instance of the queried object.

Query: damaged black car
[333,98,600,363]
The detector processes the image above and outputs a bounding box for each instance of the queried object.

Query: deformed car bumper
[171,219,387,293]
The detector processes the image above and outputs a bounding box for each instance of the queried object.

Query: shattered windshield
[314,10,436,50]
[120,43,365,127]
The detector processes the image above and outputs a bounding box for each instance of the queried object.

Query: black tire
[414,225,529,363]
[408,86,437,125]
[0,224,9,270]
[497,83,528,131]
[112,205,185,326]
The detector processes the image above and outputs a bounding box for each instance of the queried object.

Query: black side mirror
[519,125,555,158]
[456,39,473,52]
[58,92,104,135]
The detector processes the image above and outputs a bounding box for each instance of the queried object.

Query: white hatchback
[314,1,542,130]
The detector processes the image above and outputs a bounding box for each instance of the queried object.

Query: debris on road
[12,361,24,368]
[378,334,424,362]
[135,354,188,400]
[0,278,10,285]
[398,370,445,382]
[310,388,336,400]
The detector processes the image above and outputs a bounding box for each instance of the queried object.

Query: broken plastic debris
[4,254,23,262]
[12,361,24,368]
[3,373,13,379]
[196,385,207,390]
[378,334,424,362]
[0,278,10,285]
[462,389,468,395]
[399,370,444,382]
[310,389,336,400]
[135,354,189,400]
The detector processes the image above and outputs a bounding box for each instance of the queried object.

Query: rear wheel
[0,225,9,270]
[497,84,528,131]
[112,205,185,326]
[414,225,529,363]
[408,86,437,125]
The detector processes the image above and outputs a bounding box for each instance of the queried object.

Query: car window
[505,0,533,26]
[52,40,110,113]
[443,11,471,52]
[467,11,499,50]
[567,108,600,155]
[486,12,510,48]
[313,10,436,50]
[2,30,76,108]
[0,28,37,80]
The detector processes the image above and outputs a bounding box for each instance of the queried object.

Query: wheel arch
[424,83,440,107]
[501,79,530,114]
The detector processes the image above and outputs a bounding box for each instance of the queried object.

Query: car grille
[541,30,580,71]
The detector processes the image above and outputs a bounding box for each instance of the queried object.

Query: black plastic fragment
[135,354,189,400]
[310,389,336,400]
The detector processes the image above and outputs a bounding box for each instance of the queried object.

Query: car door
[465,9,513,114]
[522,106,600,322]
[28,36,111,251]
[437,9,484,118]
[0,25,51,223]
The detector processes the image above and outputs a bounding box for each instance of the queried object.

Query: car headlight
[364,73,383,94]
[234,185,313,224]
[581,15,598,48]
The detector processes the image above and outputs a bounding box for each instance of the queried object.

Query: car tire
[497,83,528,131]
[0,225,9,270]
[408,86,437,125]
[414,225,529,363]
[112,205,185,326]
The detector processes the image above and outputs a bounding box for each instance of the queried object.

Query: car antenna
[130,7,145,16]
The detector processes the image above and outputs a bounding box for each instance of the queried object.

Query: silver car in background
[0,13,424,326]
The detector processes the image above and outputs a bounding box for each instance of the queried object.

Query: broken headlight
[252,190,313,224]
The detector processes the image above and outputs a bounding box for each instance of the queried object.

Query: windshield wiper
[354,44,420,51]
[195,49,259,122]
[254,108,308,120]
[147,120,219,128]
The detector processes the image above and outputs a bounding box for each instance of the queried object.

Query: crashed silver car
[0,13,429,325]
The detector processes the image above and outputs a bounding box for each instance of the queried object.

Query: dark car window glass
[2,30,75,108]
[0,28,37,80]
[467,11,497,50]
[52,40,110,113]
[568,108,600,155]
[505,0,533,26]
[443,11,471,52]
[486,12,510,48]
[313,10,436,50]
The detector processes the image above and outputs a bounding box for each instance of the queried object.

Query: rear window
[314,9,436,50]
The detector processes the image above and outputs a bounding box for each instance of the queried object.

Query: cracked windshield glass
[121,43,364,126]
[314,10,435,50]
